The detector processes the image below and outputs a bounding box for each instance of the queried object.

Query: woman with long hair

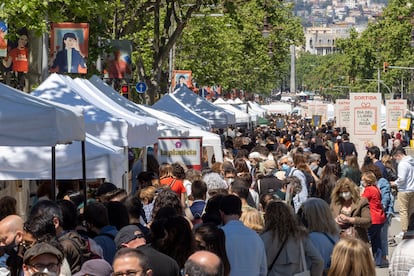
[159,163,186,207]
[316,163,339,204]
[299,198,340,271]
[260,200,324,276]
[328,238,376,276]
[341,154,362,186]
[360,171,386,266]
[151,213,196,269]
[330,178,371,242]
[194,223,231,276]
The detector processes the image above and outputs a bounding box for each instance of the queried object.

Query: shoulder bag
[268,236,288,272]
[294,239,311,276]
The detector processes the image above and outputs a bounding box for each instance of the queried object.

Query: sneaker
[379,260,389,268]
[395,232,404,239]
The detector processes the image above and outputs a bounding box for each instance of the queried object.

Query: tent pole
[82,140,87,209]
[51,146,56,200]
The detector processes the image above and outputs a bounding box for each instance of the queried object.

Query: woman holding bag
[260,200,323,276]
[330,178,372,242]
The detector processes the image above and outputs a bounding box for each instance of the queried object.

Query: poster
[335,99,350,130]
[398,118,411,131]
[350,93,381,165]
[103,39,133,79]
[49,22,89,74]
[0,21,7,57]
[172,70,192,91]
[312,115,322,127]
[307,101,328,123]
[386,99,407,133]
[158,137,202,170]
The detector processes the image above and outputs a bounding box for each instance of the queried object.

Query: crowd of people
[0,115,414,276]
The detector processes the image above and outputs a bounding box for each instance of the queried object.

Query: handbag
[339,226,357,238]
[294,239,311,276]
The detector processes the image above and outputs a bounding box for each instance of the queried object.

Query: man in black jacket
[338,134,358,161]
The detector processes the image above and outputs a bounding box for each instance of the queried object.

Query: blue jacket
[377,177,394,216]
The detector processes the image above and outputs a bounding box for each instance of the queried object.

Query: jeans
[368,223,384,261]
[380,215,392,257]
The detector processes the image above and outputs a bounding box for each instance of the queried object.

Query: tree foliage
[297,0,414,101]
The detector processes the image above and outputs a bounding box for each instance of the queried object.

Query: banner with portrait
[172,70,192,91]
[102,39,133,79]
[49,23,89,74]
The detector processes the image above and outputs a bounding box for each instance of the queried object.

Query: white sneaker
[395,232,405,239]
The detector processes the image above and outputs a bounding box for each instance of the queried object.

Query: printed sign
[350,93,381,165]
[335,99,350,130]
[386,99,407,133]
[158,137,202,170]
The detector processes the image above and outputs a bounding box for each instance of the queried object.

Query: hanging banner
[172,70,193,91]
[386,99,407,133]
[49,22,89,74]
[350,93,381,165]
[335,99,351,130]
[158,137,203,170]
[102,39,133,79]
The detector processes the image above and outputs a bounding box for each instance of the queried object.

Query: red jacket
[362,185,386,224]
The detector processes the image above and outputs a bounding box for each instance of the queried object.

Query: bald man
[184,250,224,276]
[0,215,24,275]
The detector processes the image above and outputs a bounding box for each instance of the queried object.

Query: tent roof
[165,86,236,128]
[87,76,189,137]
[0,82,85,146]
[152,94,213,129]
[32,74,129,147]
[212,101,251,124]
[71,77,159,147]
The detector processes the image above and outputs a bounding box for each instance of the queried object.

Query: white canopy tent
[32,74,129,147]
[0,82,86,201]
[87,76,222,163]
[248,101,267,117]
[261,102,292,115]
[83,76,189,137]
[213,98,253,125]
[0,82,85,146]
[0,134,126,182]
[68,77,160,148]
[138,105,223,163]
[154,86,236,128]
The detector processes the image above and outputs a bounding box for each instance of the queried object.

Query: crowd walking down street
[1,112,414,276]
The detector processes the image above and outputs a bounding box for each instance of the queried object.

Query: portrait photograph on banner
[102,39,133,79]
[172,70,193,90]
[49,22,89,74]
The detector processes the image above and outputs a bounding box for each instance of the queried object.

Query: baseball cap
[114,225,145,249]
[73,259,112,276]
[336,135,342,140]
[23,242,63,264]
[95,182,117,197]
